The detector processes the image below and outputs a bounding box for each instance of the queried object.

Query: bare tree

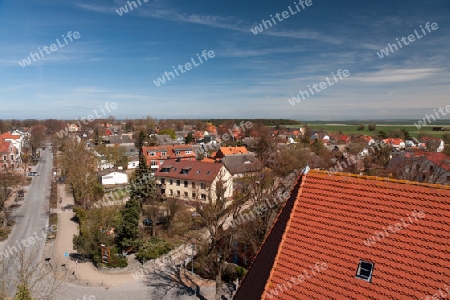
[0,169,22,227]
[0,247,64,299]
[29,124,46,157]
[59,138,103,208]
[390,155,448,184]
[192,170,239,300]
[232,169,294,254]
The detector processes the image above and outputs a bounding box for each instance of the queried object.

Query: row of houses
[99,145,262,203]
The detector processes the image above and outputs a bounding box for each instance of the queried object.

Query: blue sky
[0,0,449,120]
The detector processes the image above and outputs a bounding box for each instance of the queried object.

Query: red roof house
[142,145,196,172]
[235,170,450,299]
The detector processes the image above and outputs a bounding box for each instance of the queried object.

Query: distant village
[30,118,450,187]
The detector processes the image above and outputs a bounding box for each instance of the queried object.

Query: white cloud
[352,68,439,83]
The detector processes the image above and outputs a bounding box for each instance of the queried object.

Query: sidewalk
[50,184,138,287]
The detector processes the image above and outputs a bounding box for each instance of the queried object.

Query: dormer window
[149,152,156,156]
[175,151,181,155]
[161,151,167,156]
[181,168,191,175]
[355,260,374,282]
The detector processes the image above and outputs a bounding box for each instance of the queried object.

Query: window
[175,151,180,155]
[150,161,158,166]
[192,182,196,188]
[206,171,211,175]
[192,193,196,199]
[161,151,167,156]
[429,165,434,172]
[355,260,374,282]
[169,189,173,196]
[201,183,206,189]
[149,152,156,156]
[201,194,206,200]
[161,167,171,173]
[169,179,173,185]
[177,190,181,196]
[3,155,6,160]
[181,168,190,175]
[196,170,200,174]
[184,192,188,198]
[176,180,180,186]
[447,176,450,181]
[185,150,191,154]
[184,181,188,187]
[161,178,165,184]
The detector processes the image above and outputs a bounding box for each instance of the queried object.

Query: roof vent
[355,260,374,283]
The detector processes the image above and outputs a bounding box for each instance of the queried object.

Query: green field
[287,123,450,138]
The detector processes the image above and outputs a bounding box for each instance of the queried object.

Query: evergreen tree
[116,199,141,249]
[130,152,156,203]
[185,132,193,144]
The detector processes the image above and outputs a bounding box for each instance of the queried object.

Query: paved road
[0,144,53,296]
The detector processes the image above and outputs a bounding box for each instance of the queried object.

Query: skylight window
[197,170,200,174]
[355,260,374,282]
[206,171,211,175]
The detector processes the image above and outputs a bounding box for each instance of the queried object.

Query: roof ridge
[309,170,450,190]
[261,173,308,297]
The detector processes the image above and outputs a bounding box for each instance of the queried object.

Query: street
[0,144,53,296]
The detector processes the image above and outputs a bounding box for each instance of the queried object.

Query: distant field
[286,123,450,138]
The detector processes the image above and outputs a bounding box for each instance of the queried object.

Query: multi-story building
[154,159,233,203]
[0,140,19,170]
[0,132,23,155]
[142,145,196,173]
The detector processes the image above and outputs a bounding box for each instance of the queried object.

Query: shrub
[222,264,248,283]
[136,237,173,263]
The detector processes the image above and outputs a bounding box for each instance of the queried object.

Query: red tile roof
[425,152,450,171]
[0,133,20,140]
[142,145,196,163]
[243,170,450,299]
[0,140,11,153]
[383,138,405,146]
[154,159,224,182]
[216,146,248,158]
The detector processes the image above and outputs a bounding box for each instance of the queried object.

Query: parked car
[28,171,38,176]
[17,189,24,197]
[143,216,168,226]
